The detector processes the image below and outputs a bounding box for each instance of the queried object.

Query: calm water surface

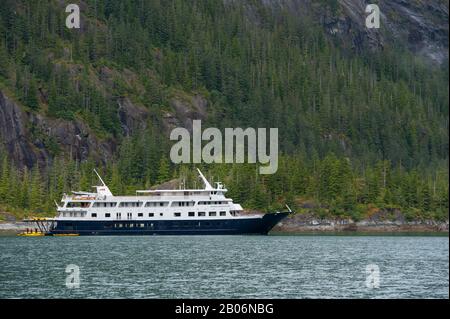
[0,235,448,298]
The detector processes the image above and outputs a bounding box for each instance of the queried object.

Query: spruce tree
[157,156,170,184]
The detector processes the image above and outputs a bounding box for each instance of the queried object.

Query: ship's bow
[259,212,290,234]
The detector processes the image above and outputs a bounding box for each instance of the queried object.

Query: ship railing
[22,217,57,233]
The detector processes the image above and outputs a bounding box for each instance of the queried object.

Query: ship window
[148,213,154,217]
[67,202,89,208]
[159,213,163,216]
[127,213,132,219]
[145,202,168,207]
[209,212,216,217]
[94,202,117,208]
[120,202,142,207]
[198,212,206,217]
[91,213,97,218]
[138,213,143,217]
[220,211,226,216]
[116,213,121,219]
[105,213,111,218]
[174,212,181,217]
[188,212,195,217]
[172,201,193,207]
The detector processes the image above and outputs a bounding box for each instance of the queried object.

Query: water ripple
[0,235,448,298]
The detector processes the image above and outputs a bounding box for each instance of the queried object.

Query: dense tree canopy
[0,0,448,220]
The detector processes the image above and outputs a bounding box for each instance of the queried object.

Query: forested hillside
[0,0,448,220]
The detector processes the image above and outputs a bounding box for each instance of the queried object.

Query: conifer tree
[29,165,43,212]
[157,156,170,184]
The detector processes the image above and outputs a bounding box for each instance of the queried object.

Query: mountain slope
[0,0,448,218]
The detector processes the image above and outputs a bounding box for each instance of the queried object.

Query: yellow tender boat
[17,231,45,237]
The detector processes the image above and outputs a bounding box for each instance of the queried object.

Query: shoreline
[271,213,449,234]
[0,220,448,236]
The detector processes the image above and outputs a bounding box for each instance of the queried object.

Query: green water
[0,235,448,298]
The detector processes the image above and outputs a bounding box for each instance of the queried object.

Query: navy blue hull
[49,212,289,236]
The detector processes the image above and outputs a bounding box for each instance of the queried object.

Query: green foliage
[0,42,9,78]
[0,0,447,220]
[157,156,170,184]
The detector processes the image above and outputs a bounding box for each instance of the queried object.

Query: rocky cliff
[256,0,449,64]
[0,87,208,168]
[272,211,449,233]
[0,0,448,168]
[0,89,116,167]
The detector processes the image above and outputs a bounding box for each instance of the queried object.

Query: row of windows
[173,201,195,207]
[114,223,146,228]
[62,212,86,217]
[93,202,117,207]
[89,211,229,218]
[67,202,90,208]
[111,220,226,229]
[70,201,227,208]
[63,220,228,230]
[198,201,226,205]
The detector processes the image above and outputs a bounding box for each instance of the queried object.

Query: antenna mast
[93,169,106,186]
[197,168,213,190]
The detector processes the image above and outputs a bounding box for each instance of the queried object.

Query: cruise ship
[42,169,290,236]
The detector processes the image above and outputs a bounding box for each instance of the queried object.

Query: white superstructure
[56,169,259,222]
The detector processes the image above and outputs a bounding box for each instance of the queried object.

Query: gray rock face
[164,93,208,132]
[118,97,149,136]
[246,0,449,64]
[272,211,449,233]
[0,91,47,167]
[0,90,116,168]
[28,112,117,166]
[0,85,211,168]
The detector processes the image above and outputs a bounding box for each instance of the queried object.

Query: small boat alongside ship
[21,169,291,236]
